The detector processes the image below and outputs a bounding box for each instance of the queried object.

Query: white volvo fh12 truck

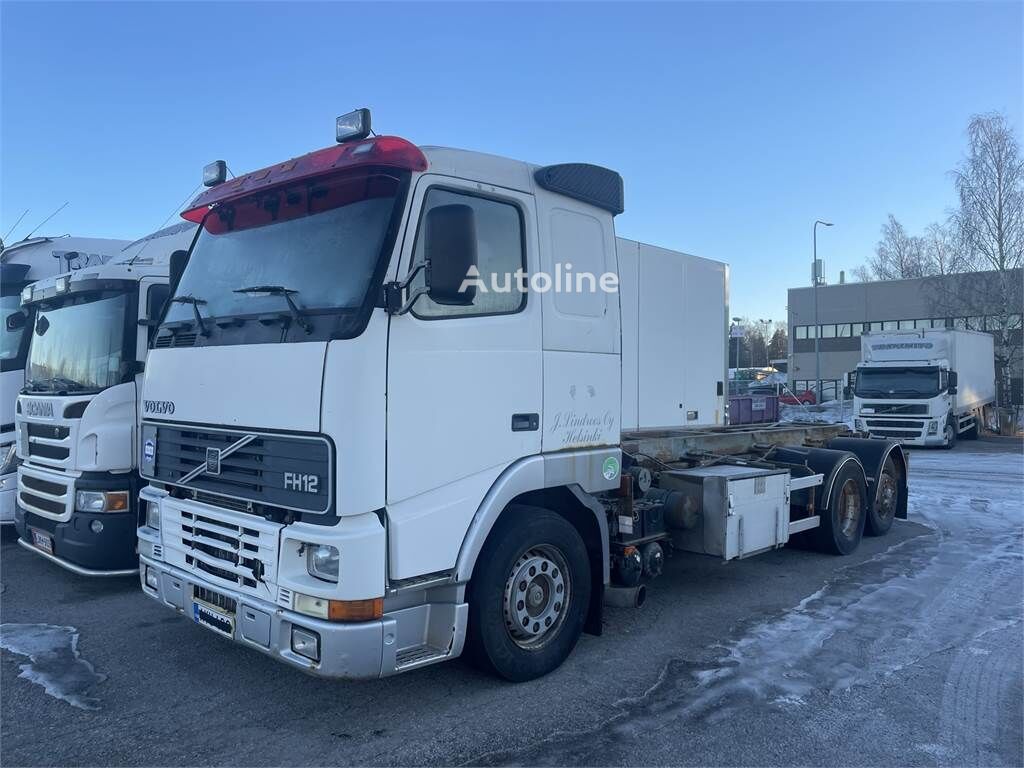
[13,222,196,574]
[2,236,131,525]
[853,329,995,448]
[136,109,908,681]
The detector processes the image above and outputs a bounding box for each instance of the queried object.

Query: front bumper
[14,467,139,575]
[138,554,389,679]
[0,472,15,524]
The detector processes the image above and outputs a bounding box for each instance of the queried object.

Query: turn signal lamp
[294,594,383,623]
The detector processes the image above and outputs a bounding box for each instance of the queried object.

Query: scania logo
[24,400,55,418]
[143,400,175,415]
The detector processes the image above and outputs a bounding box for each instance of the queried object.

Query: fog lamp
[145,566,159,590]
[90,519,104,534]
[291,627,321,662]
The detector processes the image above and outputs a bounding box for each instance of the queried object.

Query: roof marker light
[336,108,371,144]
[55,275,70,294]
[21,286,32,304]
[203,160,227,188]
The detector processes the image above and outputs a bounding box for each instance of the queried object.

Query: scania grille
[28,442,70,461]
[148,424,331,514]
[17,470,71,518]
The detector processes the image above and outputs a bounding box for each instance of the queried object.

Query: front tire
[942,422,956,449]
[466,505,591,681]
[814,461,867,555]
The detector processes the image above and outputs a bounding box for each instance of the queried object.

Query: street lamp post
[730,316,743,371]
[813,220,833,399]
[758,318,772,366]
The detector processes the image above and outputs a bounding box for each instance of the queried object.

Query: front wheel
[466,505,591,681]
[942,423,956,449]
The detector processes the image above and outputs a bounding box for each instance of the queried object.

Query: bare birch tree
[865,214,927,279]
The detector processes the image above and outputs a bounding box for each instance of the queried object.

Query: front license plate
[30,528,53,555]
[193,601,235,639]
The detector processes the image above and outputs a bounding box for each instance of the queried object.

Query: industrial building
[787,269,1023,404]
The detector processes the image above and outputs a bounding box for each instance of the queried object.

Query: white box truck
[853,329,995,448]
[14,222,196,575]
[1,236,130,525]
[135,109,909,681]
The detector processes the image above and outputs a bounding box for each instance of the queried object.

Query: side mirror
[5,310,26,332]
[947,370,958,395]
[424,204,477,306]
[169,250,189,293]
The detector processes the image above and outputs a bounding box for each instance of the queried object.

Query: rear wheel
[466,505,591,681]
[866,456,900,536]
[814,462,867,555]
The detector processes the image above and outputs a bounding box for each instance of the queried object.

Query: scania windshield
[26,289,135,394]
[162,171,406,344]
[854,366,942,399]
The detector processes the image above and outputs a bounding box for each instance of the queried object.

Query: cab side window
[411,189,525,319]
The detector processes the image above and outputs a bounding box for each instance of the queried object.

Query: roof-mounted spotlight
[336,108,371,144]
[203,160,228,188]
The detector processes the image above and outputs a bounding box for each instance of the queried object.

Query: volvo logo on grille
[23,400,55,418]
[205,447,221,475]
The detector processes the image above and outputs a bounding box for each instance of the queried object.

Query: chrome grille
[863,402,928,415]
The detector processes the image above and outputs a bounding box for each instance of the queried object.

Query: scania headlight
[75,490,129,513]
[0,443,20,476]
[306,544,340,583]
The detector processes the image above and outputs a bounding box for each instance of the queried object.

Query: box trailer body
[1,236,131,525]
[853,329,995,447]
[618,239,727,431]
[135,118,908,682]
[13,222,197,574]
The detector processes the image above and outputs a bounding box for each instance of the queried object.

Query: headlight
[928,420,938,434]
[75,490,129,513]
[145,502,160,529]
[853,419,864,432]
[306,544,340,583]
[0,443,20,475]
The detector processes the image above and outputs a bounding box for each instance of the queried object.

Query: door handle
[511,413,539,432]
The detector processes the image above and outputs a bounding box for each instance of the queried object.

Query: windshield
[854,366,942,399]
[1,294,26,363]
[27,290,134,393]
[164,171,403,331]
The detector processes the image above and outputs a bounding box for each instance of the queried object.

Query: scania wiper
[170,294,211,337]
[234,285,312,335]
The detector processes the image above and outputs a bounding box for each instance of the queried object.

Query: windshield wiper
[170,294,211,337]
[234,285,313,334]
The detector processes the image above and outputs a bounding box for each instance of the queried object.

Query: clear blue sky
[2,1,1021,321]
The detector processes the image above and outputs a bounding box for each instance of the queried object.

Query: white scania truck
[853,329,995,448]
[13,222,196,574]
[2,236,130,525]
[136,110,908,681]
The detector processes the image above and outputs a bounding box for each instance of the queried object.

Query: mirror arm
[383,259,430,315]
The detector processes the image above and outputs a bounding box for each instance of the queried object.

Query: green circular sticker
[602,456,620,481]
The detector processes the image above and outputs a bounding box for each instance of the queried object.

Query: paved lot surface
[2,438,1021,767]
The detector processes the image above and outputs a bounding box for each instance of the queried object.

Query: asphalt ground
[2,437,1021,767]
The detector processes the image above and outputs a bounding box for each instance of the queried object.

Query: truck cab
[852,329,995,447]
[14,223,196,574]
[1,236,130,526]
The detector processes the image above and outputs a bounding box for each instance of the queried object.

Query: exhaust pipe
[604,584,647,609]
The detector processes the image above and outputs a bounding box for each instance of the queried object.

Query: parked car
[748,384,817,405]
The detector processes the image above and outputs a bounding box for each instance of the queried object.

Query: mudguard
[768,445,867,515]
[826,437,909,520]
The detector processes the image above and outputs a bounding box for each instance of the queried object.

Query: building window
[881,320,898,331]
[795,326,807,340]
[851,323,864,336]
[836,323,852,337]
[821,324,836,338]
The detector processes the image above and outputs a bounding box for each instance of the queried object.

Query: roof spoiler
[534,163,624,215]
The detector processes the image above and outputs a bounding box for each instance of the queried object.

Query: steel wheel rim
[944,425,954,444]
[503,544,571,650]
[838,478,861,538]
[878,468,898,522]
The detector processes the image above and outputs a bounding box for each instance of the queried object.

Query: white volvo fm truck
[853,329,995,448]
[2,236,130,525]
[13,222,196,574]
[136,110,908,681]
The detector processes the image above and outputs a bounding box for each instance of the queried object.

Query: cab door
[385,175,542,579]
